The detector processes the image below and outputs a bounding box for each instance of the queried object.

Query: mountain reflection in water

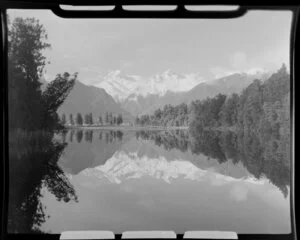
[8,129,291,234]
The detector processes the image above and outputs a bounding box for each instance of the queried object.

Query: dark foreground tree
[8,16,76,131]
[8,17,50,130]
[42,72,76,130]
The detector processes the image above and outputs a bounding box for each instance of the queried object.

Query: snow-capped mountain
[123,71,272,116]
[95,69,272,116]
[96,70,204,102]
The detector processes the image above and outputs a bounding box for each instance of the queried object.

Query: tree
[8,16,75,131]
[154,108,162,120]
[8,17,50,130]
[69,114,74,125]
[89,113,93,125]
[135,117,140,125]
[109,112,113,125]
[219,93,239,126]
[76,113,83,126]
[98,116,103,125]
[61,114,66,125]
[8,17,50,89]
[84,114,90,125]
[237,79,264,132]
[113,116,117,125]
[263,63,289,104]
[117,114,123,125]
[105,112,109,125]
[42,72,76,129]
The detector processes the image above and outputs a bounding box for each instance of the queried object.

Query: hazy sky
[8,9,292,85]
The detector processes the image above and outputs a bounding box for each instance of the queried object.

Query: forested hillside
[136,64,290,138]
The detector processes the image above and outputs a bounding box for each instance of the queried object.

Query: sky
[8,9,292,85]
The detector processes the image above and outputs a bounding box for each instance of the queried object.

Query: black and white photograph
[5,6,294,238]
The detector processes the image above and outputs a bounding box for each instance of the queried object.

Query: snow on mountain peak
[244,67,264,75]
[96,70,203,102]
[95,68,271,103]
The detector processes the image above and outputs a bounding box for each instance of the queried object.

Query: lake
[8,129,291,234]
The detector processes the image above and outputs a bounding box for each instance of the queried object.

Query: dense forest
[8,16,76,132]
[136,64,290,139]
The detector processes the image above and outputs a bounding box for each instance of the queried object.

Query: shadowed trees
[8,16,76,131]
[8,131,78,233]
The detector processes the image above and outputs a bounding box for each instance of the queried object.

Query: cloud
[253,40,290,71]
[210,51,250,79]
[230,51,248,69]
[210,50,270,79]
[210,66,238,79]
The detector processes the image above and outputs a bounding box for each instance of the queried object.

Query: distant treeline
[60,112,123,126]
[135,64,290,137]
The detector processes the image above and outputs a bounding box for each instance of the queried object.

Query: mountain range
[42,69,272,123]
[57,80,134,122]
[117,70,271,116]
[96,70,204,102]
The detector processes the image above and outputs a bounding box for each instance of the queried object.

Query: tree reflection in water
[85,130,93,143]
[76,130,83,143]
[8,128,290,233]
[8,131,78,233]
[136,129,290,198]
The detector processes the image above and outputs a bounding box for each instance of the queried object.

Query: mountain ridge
[116,71,272,116]
[53,80,134,122]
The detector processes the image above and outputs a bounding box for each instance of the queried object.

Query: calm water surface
[8,129,291,234]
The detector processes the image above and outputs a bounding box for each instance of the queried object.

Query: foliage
[69,114,74,125]
[136,65,289,139]
[42,73,76,129]
[84,113,93,125]
[98,116,103,125]
[76,113,83,125]
[135,102,189,127]
[8,16,76,131]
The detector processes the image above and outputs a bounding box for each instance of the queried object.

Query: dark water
[8,129,291,234]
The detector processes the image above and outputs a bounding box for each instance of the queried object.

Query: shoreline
[64,125,189,131]
[203,126,238,133]
[64,125,240,132]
